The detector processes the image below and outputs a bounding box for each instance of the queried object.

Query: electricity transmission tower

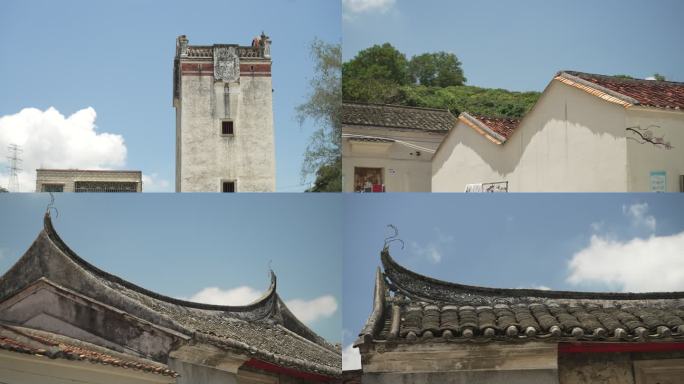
[6,144,23,192]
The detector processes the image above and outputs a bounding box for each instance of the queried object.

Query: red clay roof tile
[564,71,684,110]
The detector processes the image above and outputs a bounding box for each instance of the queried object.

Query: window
[354,167,384,193]
[75,181,137,192]
[221,121,234,135]
[41,184,64,192]
[222,181,236,193]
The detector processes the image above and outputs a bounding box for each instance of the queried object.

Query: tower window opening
[222,121,234,135]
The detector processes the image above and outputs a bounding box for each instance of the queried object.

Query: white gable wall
[626,107,684,192]
[432,80,630,192]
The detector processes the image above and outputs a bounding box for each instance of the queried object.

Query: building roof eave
[0,213,342,375]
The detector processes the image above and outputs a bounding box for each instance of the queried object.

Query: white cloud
[286,295,338,324]
[0,107,127,191]
[409,241,442,263]
[590,221,604,232]
[622,202,656,232]
[185,286,264,306]
[343,0,395,14]
[342,343,361,370]
[142,173,172,192]
[185,286,338,324]
[409,228,454,264]
[567,232,684,292]
[645,76,656,80]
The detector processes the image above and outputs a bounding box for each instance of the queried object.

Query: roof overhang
[0,213,342,377]
[458,112,508,145]
[355,248,684,348]
[554,71,638,108]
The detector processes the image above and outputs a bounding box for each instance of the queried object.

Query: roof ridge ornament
[383,224,404,252]
[46,191,59,219]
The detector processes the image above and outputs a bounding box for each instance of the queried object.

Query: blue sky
[342,193,684,368]
[0,0,341,192]
[343,0,684,91]
[0,193,342,342]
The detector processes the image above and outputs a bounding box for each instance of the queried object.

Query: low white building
[36,169,143,192]
[432,71,684,192]
[342,102,454,192]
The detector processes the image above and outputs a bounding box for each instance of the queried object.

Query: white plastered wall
[342,127,445,192]
[432,80,630,192]
[177,66,275,192]
[626,107,684,192]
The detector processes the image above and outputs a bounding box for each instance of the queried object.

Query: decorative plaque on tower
[214,46,240,82]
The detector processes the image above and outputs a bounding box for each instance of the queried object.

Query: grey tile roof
[0,213,341,378]
[357,248,684,346]
[342,102,456,132]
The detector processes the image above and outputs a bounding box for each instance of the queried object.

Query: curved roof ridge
[381,247,684,301]
[42,212,278,313]
[276,296,339,353]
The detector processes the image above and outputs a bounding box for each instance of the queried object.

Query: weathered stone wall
[176,58,275,192]
[169,359,239,384]
[169,359,320,384]
[558,352,634,384]
[559,351,684,384]
[360,341,559,384]
[362,370,559,384]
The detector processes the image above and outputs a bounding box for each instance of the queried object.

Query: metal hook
[384,224,404,250]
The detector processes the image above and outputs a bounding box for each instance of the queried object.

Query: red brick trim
[243,359,335,382]
[181,62,271,77]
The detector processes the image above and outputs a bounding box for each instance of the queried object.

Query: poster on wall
[650,171,667,192]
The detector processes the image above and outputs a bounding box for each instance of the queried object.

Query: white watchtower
[173,33,275,192]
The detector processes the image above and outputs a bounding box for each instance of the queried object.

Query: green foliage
[342,43,410,104]
[296,39,342,192]
[306,157,341,192]
[409,52,466,87]
[343,43,540,118]
[613,74,636,80]
[343,43,410,85]
[397,85,540,118]
[653,73,666,81]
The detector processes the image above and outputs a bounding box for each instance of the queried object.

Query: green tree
[296,39,342,192]
[343,43,410,85]
[306,158,342,192]
[653,73,666,81]
[409,52,466,87]
[342,43,541,119]
[342,43,410,102]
